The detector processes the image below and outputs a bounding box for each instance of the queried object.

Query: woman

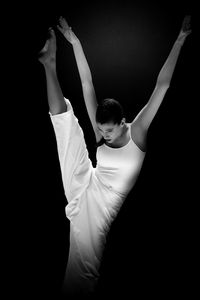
[39,15,191,297]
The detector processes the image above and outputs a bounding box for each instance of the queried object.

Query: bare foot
[38,28,57,66]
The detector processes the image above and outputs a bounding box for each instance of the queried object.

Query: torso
[96,124,146,196]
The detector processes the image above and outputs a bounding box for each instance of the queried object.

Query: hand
[177,15,192,44]
[57,16,79,44]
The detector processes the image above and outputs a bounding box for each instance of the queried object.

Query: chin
[105,139,112,143]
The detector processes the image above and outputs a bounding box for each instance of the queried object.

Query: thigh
[50,98,93,202]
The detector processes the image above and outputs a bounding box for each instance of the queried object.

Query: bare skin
[38,28,56,65]
[38,28,67,115]
[57,16,191,151]
[39,16,191,149]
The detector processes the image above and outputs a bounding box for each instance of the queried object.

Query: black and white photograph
[8,1,195,299]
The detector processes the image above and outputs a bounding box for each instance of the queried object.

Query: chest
[97,142,144,172]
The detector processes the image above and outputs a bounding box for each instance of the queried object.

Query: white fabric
[50,98,146,296]
[96,132,145,196]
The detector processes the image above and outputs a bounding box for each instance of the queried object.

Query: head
[95,98,126,144]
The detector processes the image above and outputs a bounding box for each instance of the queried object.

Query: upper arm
[82,81,102,142]
[130,83,169,150]
[133,83,170,131]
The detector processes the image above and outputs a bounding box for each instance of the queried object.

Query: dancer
[39,15,191,297]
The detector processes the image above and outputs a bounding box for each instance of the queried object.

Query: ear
[120,118,126,126]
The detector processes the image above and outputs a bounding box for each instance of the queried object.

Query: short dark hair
[95,98,124,125]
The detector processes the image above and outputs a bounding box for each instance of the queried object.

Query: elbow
[81,74,93,87]
[82,79,94,89]
[156,78,170,89]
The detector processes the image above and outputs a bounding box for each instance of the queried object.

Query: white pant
[50,99,125,296]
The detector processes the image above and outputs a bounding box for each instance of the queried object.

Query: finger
[57,25,66,35]
[58,16,65,27]
[182,15,191,32]
[59,16,64,22]
[59,16,69,27]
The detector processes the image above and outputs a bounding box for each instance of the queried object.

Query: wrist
[72,39,81,46]
[176,30,190,46]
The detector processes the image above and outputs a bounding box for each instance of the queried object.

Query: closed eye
[97,127,113,133]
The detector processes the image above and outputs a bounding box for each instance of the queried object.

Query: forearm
[72,40,93,85]
[156,15,191,87]
[156,38,185,86]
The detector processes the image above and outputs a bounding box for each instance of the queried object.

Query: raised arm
[57,17,102,142]
[131,16,191,144]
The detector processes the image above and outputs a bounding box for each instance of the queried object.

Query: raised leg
[39,28,67,115]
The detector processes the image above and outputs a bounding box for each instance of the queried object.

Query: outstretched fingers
[176,15,192,44]
[181,15,192,34]
[57,16,71,34]
[56,16,77,44]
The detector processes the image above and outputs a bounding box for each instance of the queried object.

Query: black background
[7,1,196,299]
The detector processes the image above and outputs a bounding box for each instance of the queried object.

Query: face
[97,119,125,144]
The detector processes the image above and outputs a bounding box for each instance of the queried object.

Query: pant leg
[50,98,93,220]
[61,173,126,297]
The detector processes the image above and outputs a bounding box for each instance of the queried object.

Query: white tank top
[95,125,146,196]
